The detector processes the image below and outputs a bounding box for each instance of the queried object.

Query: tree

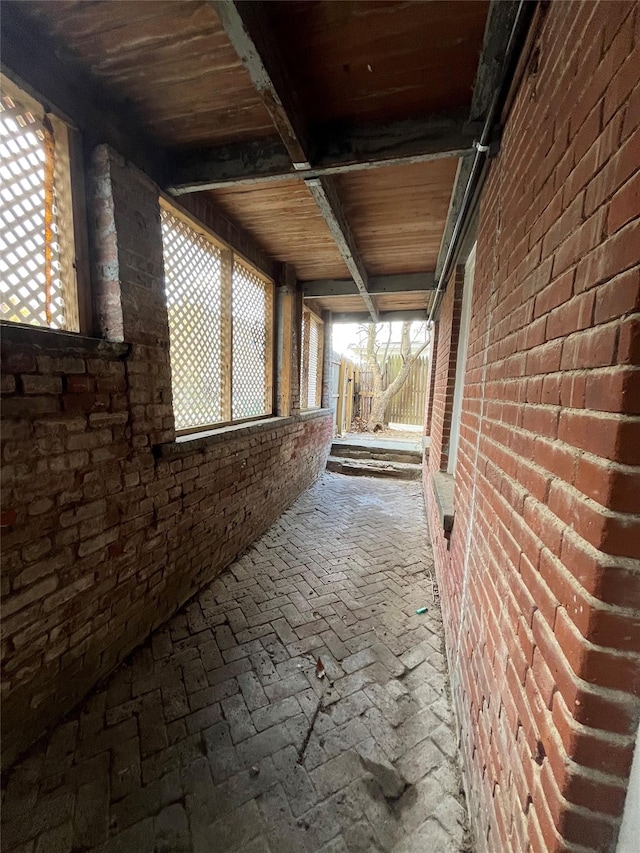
[361,321,430,432]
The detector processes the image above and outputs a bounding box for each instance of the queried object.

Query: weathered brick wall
[0,324,332,768]
[425,2,640,851]
[0,146,333,768]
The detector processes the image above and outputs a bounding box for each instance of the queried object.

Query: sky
[330,321,429,360]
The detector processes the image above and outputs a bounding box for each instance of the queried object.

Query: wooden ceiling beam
[435,0,525,279]
[301,273,437,298]
[210,0,311,168]
[211,0,377,321]
[305,177,378,323]
[167,112,476,194]
[332,310,429,325]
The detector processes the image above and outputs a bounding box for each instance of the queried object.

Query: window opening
[0,77,78,330]
[301,308,324,409]
[160,201,274,433]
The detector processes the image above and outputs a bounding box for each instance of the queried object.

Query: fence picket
[334,354,428,432]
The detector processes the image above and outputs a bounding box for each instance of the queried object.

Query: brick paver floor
[2,473,470,853]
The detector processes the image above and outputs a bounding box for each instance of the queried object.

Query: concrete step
[326,455,422,481]
[330,442,422,465]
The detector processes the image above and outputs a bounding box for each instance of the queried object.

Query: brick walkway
[2,473,470,853]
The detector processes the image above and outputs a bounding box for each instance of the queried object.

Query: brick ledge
[431,471,455,538]
[156,409,332,457]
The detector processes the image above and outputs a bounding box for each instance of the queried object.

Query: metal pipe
[428,0,534,325]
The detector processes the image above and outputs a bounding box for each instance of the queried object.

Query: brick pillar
[90,145,174,445]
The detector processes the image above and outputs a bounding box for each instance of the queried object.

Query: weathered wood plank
[305,177,378,323]
[302,273,437,298]
[210,1,377,321]
[167,112,476,194]
[332,310,429,324]
[210,0,311,167]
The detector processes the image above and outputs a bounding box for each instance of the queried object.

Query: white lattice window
[232,259,273,421]
[301,308,324,410]
[0,76,79,331]
[160,201,274,433]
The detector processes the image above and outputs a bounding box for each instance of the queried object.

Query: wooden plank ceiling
[265,0,490,126]
[16,0,275,146]
[9,0,491,318]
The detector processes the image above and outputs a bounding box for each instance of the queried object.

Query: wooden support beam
[211,0,310,167]
[167,112,476,194]
[305,177,378,323]
[0,1,165,184]
[301,273,437,298]
[212,1,377,322]
[332,310,429,325]
[435,0,525,279]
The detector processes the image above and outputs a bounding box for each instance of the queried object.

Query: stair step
[330,443,422,465]
[326,455,422,481]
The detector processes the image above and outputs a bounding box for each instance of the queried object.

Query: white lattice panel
[307,315,320,407]
[232,261,272,420]
[161,208,223,430]
[0,95,66,328]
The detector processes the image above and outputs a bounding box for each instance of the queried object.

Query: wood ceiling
[3,0,494,320]
[335,160,460,277]
[14,0,275,146]
[266,1,491,126]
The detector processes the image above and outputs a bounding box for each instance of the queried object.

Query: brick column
[90,144,174,444]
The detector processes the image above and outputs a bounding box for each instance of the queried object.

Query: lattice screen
[301,311,323,409]
[0,93,67,328]
[307,316,320,407]
[232,260,273,420]
[161,208,224,431]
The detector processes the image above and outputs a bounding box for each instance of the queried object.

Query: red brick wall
[425,2,640,851]
[0,147,333,769]
[428,268,464,470]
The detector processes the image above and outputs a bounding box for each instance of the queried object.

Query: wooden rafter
[211,0,378,322]
[332,310,429,325]
[301,273,437,299]
[305,178,378,322]
[167,111,477,194]
[210,0,310,168]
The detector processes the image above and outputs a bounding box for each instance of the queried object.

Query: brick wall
[427,269,464,469]
[0,147,333,769]
[424,2,640,851]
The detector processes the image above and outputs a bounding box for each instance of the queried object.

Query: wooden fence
[384,354,428,425]
[332,353,428,433]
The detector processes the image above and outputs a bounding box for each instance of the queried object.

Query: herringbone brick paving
[1,473,470,853]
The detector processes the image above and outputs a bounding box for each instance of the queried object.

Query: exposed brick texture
[424,2,640,851]
[428,269,464,471]
[1,474,469,853]
[0,146,333,769]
